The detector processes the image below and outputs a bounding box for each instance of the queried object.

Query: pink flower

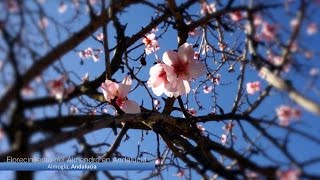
[155,158,162,165]
[142,33,159,55]
[101,77,141,114]
[246,81,261,94]
[147,63,177,97]
[78,47,100,62]
[189,28,201,37]
[277,169,300,180]
[148,43,205,97]
[162,43,206,96]
[290,18,299,29]
[96,33,104,41]
[221,134,227,144]
[261,22,277,41]
[58,2,68,13]
[47,75,68,100]
[203,85,213,94]
[173,170,185,177]
[21,85,35,97]
[310,68,319,76]
[307,23,317,35]
[276,105,301,126]
[253,14,263,26]
[200,2,216,15]
[229,11,244,22]
[187,108,197,116]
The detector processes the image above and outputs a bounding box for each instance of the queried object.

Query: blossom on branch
[142,33,159,55]
[148,43,206,97]
[246,81,261,95]
[101,77,141,114]
[47,75,71,101]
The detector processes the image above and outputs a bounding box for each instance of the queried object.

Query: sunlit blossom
[147,63,177,97]
[142,33,159,55]
[162,43,206,97]
[203,85,213,94]
[246,81,261,94]
[58,2,68,13]
[221,134,227,144]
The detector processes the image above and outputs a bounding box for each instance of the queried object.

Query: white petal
[163,51,179,66]
[178,43,194,63]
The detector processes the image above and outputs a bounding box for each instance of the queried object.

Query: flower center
[173,61,188,77]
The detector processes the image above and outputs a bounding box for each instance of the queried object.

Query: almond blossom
[148,43,206,97]
[229,11,244,22]
[309,68,319,76]
[47,75,68,100]
[246,81,261,94]
[290,18,299,29]
[307,23,317,35]
[173,170,185,177]
[142,33,159,55]
[147,63,177,97]
[200,2,216,15]
[187,108,197,116]
[21,85,35,97]
[101,77,141,114]
[96,33,104,41]
[58,2,68,13]
[276,105,301,126]
[260,22,277,41]
[203,85,213,94]
[78,47,100,62]
[163,43,206,96]
[221,134,227,144]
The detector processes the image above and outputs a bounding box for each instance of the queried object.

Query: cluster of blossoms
[142,33,159,55]
[246,81,261,95]
[148,43,206,97]
[100,77,141,114]
[78,47,101,62]
[276,105,301,126]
